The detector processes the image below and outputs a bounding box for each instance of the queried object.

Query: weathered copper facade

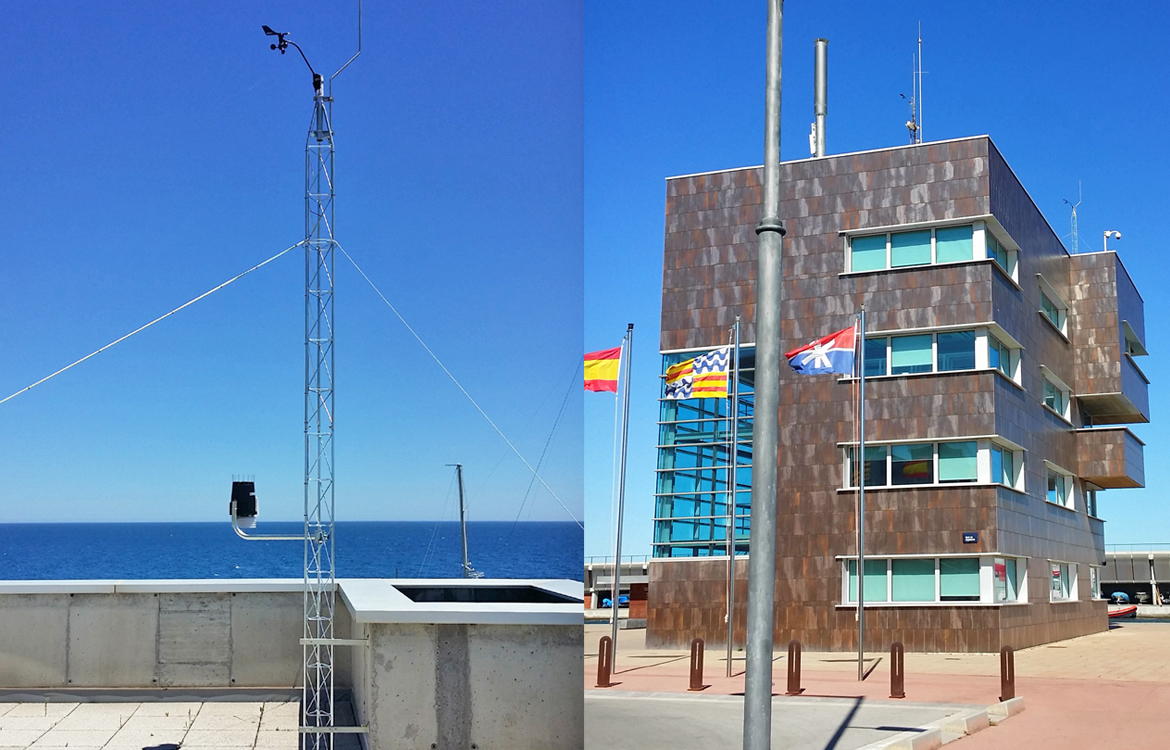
[649,136,1148,652]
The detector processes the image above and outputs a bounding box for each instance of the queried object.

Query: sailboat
[449,463,485,579]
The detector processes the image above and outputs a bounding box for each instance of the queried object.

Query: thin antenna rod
[1064,182,1082,254]
[330,0,363,90]
[917,22,923,143]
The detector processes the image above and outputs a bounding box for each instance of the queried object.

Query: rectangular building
[649,136,1148,652]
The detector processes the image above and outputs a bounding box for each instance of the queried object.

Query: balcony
[1077,427,1145,489]
[1070,251,1149,424]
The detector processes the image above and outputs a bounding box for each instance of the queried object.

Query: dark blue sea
[0,522,583,582]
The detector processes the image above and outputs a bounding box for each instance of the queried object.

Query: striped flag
[664,347,730,399]
[584,346,622,392]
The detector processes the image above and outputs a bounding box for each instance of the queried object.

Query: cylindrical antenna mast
[813,38,828,158]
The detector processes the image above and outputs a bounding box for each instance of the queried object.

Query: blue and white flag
[785,325,857,375]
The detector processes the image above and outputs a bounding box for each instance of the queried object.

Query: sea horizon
[0,521,583,582]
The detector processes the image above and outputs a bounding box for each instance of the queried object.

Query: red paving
[589,661,1170,749]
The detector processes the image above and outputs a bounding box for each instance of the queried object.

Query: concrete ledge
[0,687,302,702]
[858,702,1010,750]
[0,579,305,594]
[987,696,1025,724]
[338,578,584,626]
[941,708,990,736]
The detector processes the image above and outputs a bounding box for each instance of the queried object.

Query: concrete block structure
[648,136,1148,652]
[0,578,582,749]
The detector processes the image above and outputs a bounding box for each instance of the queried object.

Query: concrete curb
[987,696,1025,725]
[854,697,1023,750]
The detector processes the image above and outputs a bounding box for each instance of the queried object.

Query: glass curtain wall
[653,347,755,557]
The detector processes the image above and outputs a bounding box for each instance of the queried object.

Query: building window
[988,334,1017,380]
[937,330,977,371]
[1046,466,1073,509]
[990,444,1022,489]
[936,225,975,263]
[850,234,888,272]
[1086,487,1099,517]
[844,556,1004,604]
[847,440,988,489]
[891,443,934,485]
[891,230,932,267]
[1041,370,1071,421]
[1038,277,1069,335]
[653,348,754,558]
[848,224,974,273]
[940,558,981,601]
[994,557,1024,603]
[1090,566,1102,600]
[863,327,1018,381]
[1050,561,1076,601]
[847,559,890,602]
[985,231,1017,277]
[890,335,933,374]
[891,558,936,601]
[938,441,978,483]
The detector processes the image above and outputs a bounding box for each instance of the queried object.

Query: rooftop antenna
[810,38,828,158]
[235,4,363,747]
[1064,182,1082,254]
[917,23,923,143]
[901,25,924,144]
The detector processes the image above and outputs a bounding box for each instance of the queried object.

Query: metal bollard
[999,645,1015,702]
[785,639,805,695]
[890,641,905,699]
[596,636,613,688]
[688,637,707,691]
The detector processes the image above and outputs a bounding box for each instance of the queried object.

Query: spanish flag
[584,346,622,393]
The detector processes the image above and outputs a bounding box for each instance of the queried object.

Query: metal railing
[584,555,651,565]
[1106,543,1170,552]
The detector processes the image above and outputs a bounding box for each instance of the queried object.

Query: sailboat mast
[456,463,471,578]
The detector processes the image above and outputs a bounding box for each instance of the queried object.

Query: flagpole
[857,306,867,681]
[726,316,741,677]
[611,323,634,671]
[744,1,784,746]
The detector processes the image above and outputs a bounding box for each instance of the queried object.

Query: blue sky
[2,2,583,524]
[585,2,1170,557]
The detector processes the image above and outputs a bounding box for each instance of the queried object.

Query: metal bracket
[230,500,303,541]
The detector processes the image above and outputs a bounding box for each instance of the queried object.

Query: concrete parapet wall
[353,621,582,750]
[0,578,584,748]
[0,582,309,689]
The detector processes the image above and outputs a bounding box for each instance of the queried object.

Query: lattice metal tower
[303,73,338,748]
[257,17,360,746]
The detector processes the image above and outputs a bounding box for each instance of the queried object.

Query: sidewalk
[585,621,1170,749]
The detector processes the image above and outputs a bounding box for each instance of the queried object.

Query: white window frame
[987,440,1025,491]
[860,324,1023,384]
[1090,566,1104,601]
[842,217,1021,282]
[1044,461,1075,510]
[1049,560,1078,602]
[983,225,1019,281]
[845,437,1024,491]
[839,554,1027,606]
[1037,274,1070,337]
[1084,484,1101,519]
[992,556,1029,603]
[1040,365,1072,423]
